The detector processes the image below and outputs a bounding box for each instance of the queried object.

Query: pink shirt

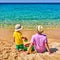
[31,33,48,53]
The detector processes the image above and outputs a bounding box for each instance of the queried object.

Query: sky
[0,0,60,3]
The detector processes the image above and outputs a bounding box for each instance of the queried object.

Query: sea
[0,3,60,29]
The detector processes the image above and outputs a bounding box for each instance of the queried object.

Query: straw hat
[37,25,44,32]
[15,24,23,31]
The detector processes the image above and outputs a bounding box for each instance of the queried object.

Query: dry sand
[0,28,60,60]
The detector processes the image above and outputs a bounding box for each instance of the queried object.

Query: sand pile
[0,41,60,60]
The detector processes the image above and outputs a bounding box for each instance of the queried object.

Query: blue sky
[0,0,60,3]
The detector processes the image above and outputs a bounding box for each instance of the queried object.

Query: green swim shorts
[16,44,35,51]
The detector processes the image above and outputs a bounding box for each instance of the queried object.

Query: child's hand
[22,37,28,41]
[22,37,28,42]
[24,37,28,40]
[24,37,28,42]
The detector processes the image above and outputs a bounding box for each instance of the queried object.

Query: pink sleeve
[45,36,48,43]
[30,36,35,43]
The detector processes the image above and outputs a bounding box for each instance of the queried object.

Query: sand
[0,28,60,60]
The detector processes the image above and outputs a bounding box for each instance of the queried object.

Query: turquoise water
[0,3,60,28]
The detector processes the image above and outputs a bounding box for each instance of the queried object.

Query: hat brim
[15,26,23,31]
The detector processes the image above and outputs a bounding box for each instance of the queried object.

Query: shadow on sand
[50,48,58,53]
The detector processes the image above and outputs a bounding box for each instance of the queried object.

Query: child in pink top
[27,25,51,54]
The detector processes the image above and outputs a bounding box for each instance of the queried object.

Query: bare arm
[45,42,51,54]
[22,37,28,40]
[27,43,33,54]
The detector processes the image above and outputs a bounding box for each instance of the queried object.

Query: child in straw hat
[27,25,51,54]
[13,24,28,52]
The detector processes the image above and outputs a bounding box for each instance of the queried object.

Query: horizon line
[0,2,60,4]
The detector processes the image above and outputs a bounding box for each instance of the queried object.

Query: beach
[0,3,60,60]
[0,28,60,60]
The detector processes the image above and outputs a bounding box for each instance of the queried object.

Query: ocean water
[0,3,60,29]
